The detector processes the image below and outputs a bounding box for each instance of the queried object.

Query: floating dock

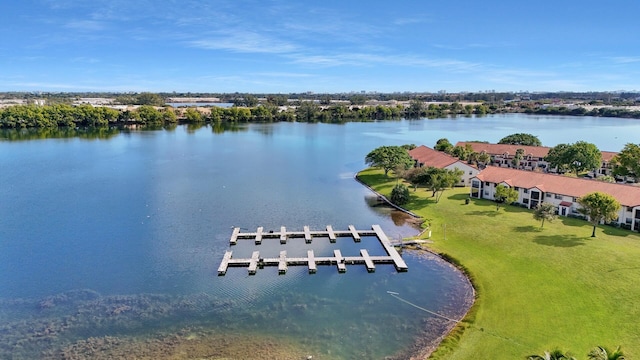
[217,225,408,275]
[228,224,375,245]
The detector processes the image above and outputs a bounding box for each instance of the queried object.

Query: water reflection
[0,123,250,141]
[0,127,121,141]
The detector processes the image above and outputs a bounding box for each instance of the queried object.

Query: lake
[0,114,638,359]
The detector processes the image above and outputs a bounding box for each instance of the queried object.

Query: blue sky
[1,0,639,93]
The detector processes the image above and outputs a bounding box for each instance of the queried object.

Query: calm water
[1,114,638,358]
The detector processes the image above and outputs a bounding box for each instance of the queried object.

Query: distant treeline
[3,90,640,105]
[0,102,412,129]
[525,106,640,119]
[2,101,640,129]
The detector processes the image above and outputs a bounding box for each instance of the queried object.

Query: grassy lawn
[358,168,640,359]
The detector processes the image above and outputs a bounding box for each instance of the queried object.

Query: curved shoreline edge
[355,171,478,359]
[353,175,422,219]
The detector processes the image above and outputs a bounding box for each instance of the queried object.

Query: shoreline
[356,170,477,360]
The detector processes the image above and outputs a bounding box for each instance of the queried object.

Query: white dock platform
[217,225,408,275]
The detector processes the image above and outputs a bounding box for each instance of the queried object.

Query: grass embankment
[358,168,640,359]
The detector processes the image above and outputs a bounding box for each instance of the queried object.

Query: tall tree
[184,108,204,123]
[405,99,425,118]
[365,146,414,176]
[568,141,602,175]
[545,143,572,173]
[403,167,431,191]
[512,148,525,168]
[477,151,492,168]
[587,345,625,360]
[135,105,163,124]
[251,105,274,121]
[494,184,519,210]
[423,167,464,203]
[533,202,557,228]
[162,108,178,123]
[295,101,320,121]
[451,144,474,161]
[546,141,601,175]
[577,192,621,237]
[498,133,542,146]
[434,138,453,153]
[612,143,640,180]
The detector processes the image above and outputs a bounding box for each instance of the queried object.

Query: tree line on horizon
[3,90,639,105]
[2,99,640,129]
[0,101,486,129]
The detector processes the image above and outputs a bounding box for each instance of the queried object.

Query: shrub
[390,184,410,206]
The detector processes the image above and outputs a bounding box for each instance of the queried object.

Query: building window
[523,189,529,194]
[469,171,473,175]
[546,193,552,198]
[514,186,520,190]
[484,190,489,196]
[523,198,529,204]
[555,194,563,200]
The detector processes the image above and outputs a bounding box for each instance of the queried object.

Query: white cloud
[189,31,297,54]
[289,51,481,73]
[609,56,640,64]
[64,20,106,31]
[71,57,100,64]
[250,72,314,78]
[393,17,430,26]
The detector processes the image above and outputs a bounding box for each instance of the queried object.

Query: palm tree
[527,349,576,360]
[588,346,625,360]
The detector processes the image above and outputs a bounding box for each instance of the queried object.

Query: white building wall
[445,162,479,187]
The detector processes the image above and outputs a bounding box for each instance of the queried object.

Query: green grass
[358,168,640,359]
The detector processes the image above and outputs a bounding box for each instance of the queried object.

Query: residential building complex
[408,145,479,186]
[408,145,640,230]
[455,142,618,177]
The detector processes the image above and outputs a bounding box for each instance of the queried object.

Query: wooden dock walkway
[228,225,376,245]
[217,225,408,275]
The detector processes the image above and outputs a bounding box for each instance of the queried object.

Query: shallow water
[1,115,636,358]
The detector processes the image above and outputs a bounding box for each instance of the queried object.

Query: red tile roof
[409,145,467,168]
[601,151,618,162]
[474,166,640,207]
[457,142,550,158]
[456,142,617,162]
